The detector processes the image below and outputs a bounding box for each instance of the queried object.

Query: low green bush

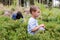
[0,2,60,40]
[0,10,4,15]
[0,16,60,40]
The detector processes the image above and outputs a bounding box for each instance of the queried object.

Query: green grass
[0,3,60,40]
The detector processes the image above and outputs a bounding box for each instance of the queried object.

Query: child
[27,5,45,35]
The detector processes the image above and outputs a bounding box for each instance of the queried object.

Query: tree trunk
[59,0,60,8]
[17,0,19,6]
[30,0,34,5]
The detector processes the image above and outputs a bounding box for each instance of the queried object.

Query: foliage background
[0,1,60,40]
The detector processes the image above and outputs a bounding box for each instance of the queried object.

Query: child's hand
[39,24,45,28]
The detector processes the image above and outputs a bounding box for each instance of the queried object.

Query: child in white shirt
[27,5,45,35]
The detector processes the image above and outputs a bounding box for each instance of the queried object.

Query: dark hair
[30,5,39,14]
[16,11,23,19]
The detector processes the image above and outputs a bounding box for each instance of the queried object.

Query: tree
[30,0,34,5]
[59,0,60,8]
[0,0,13,5]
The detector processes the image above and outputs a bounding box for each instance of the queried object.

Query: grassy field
[0,3,60,40]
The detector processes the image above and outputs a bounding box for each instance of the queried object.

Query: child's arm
[31,26,40,32]
[32,24,45,32]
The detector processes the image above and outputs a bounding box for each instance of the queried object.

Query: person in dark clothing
[12,11,23,20]
[16,11,23,19]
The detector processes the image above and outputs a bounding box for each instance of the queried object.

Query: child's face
[32,9,40,18]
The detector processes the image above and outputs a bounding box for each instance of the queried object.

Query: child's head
[30,5,40,18]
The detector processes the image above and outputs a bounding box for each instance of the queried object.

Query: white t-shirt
[27,17,45,35]
[28,17,38,34]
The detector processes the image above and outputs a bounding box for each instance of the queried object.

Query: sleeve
[29,20,37,31]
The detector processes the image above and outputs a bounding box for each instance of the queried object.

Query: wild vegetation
[0,2,60,40]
